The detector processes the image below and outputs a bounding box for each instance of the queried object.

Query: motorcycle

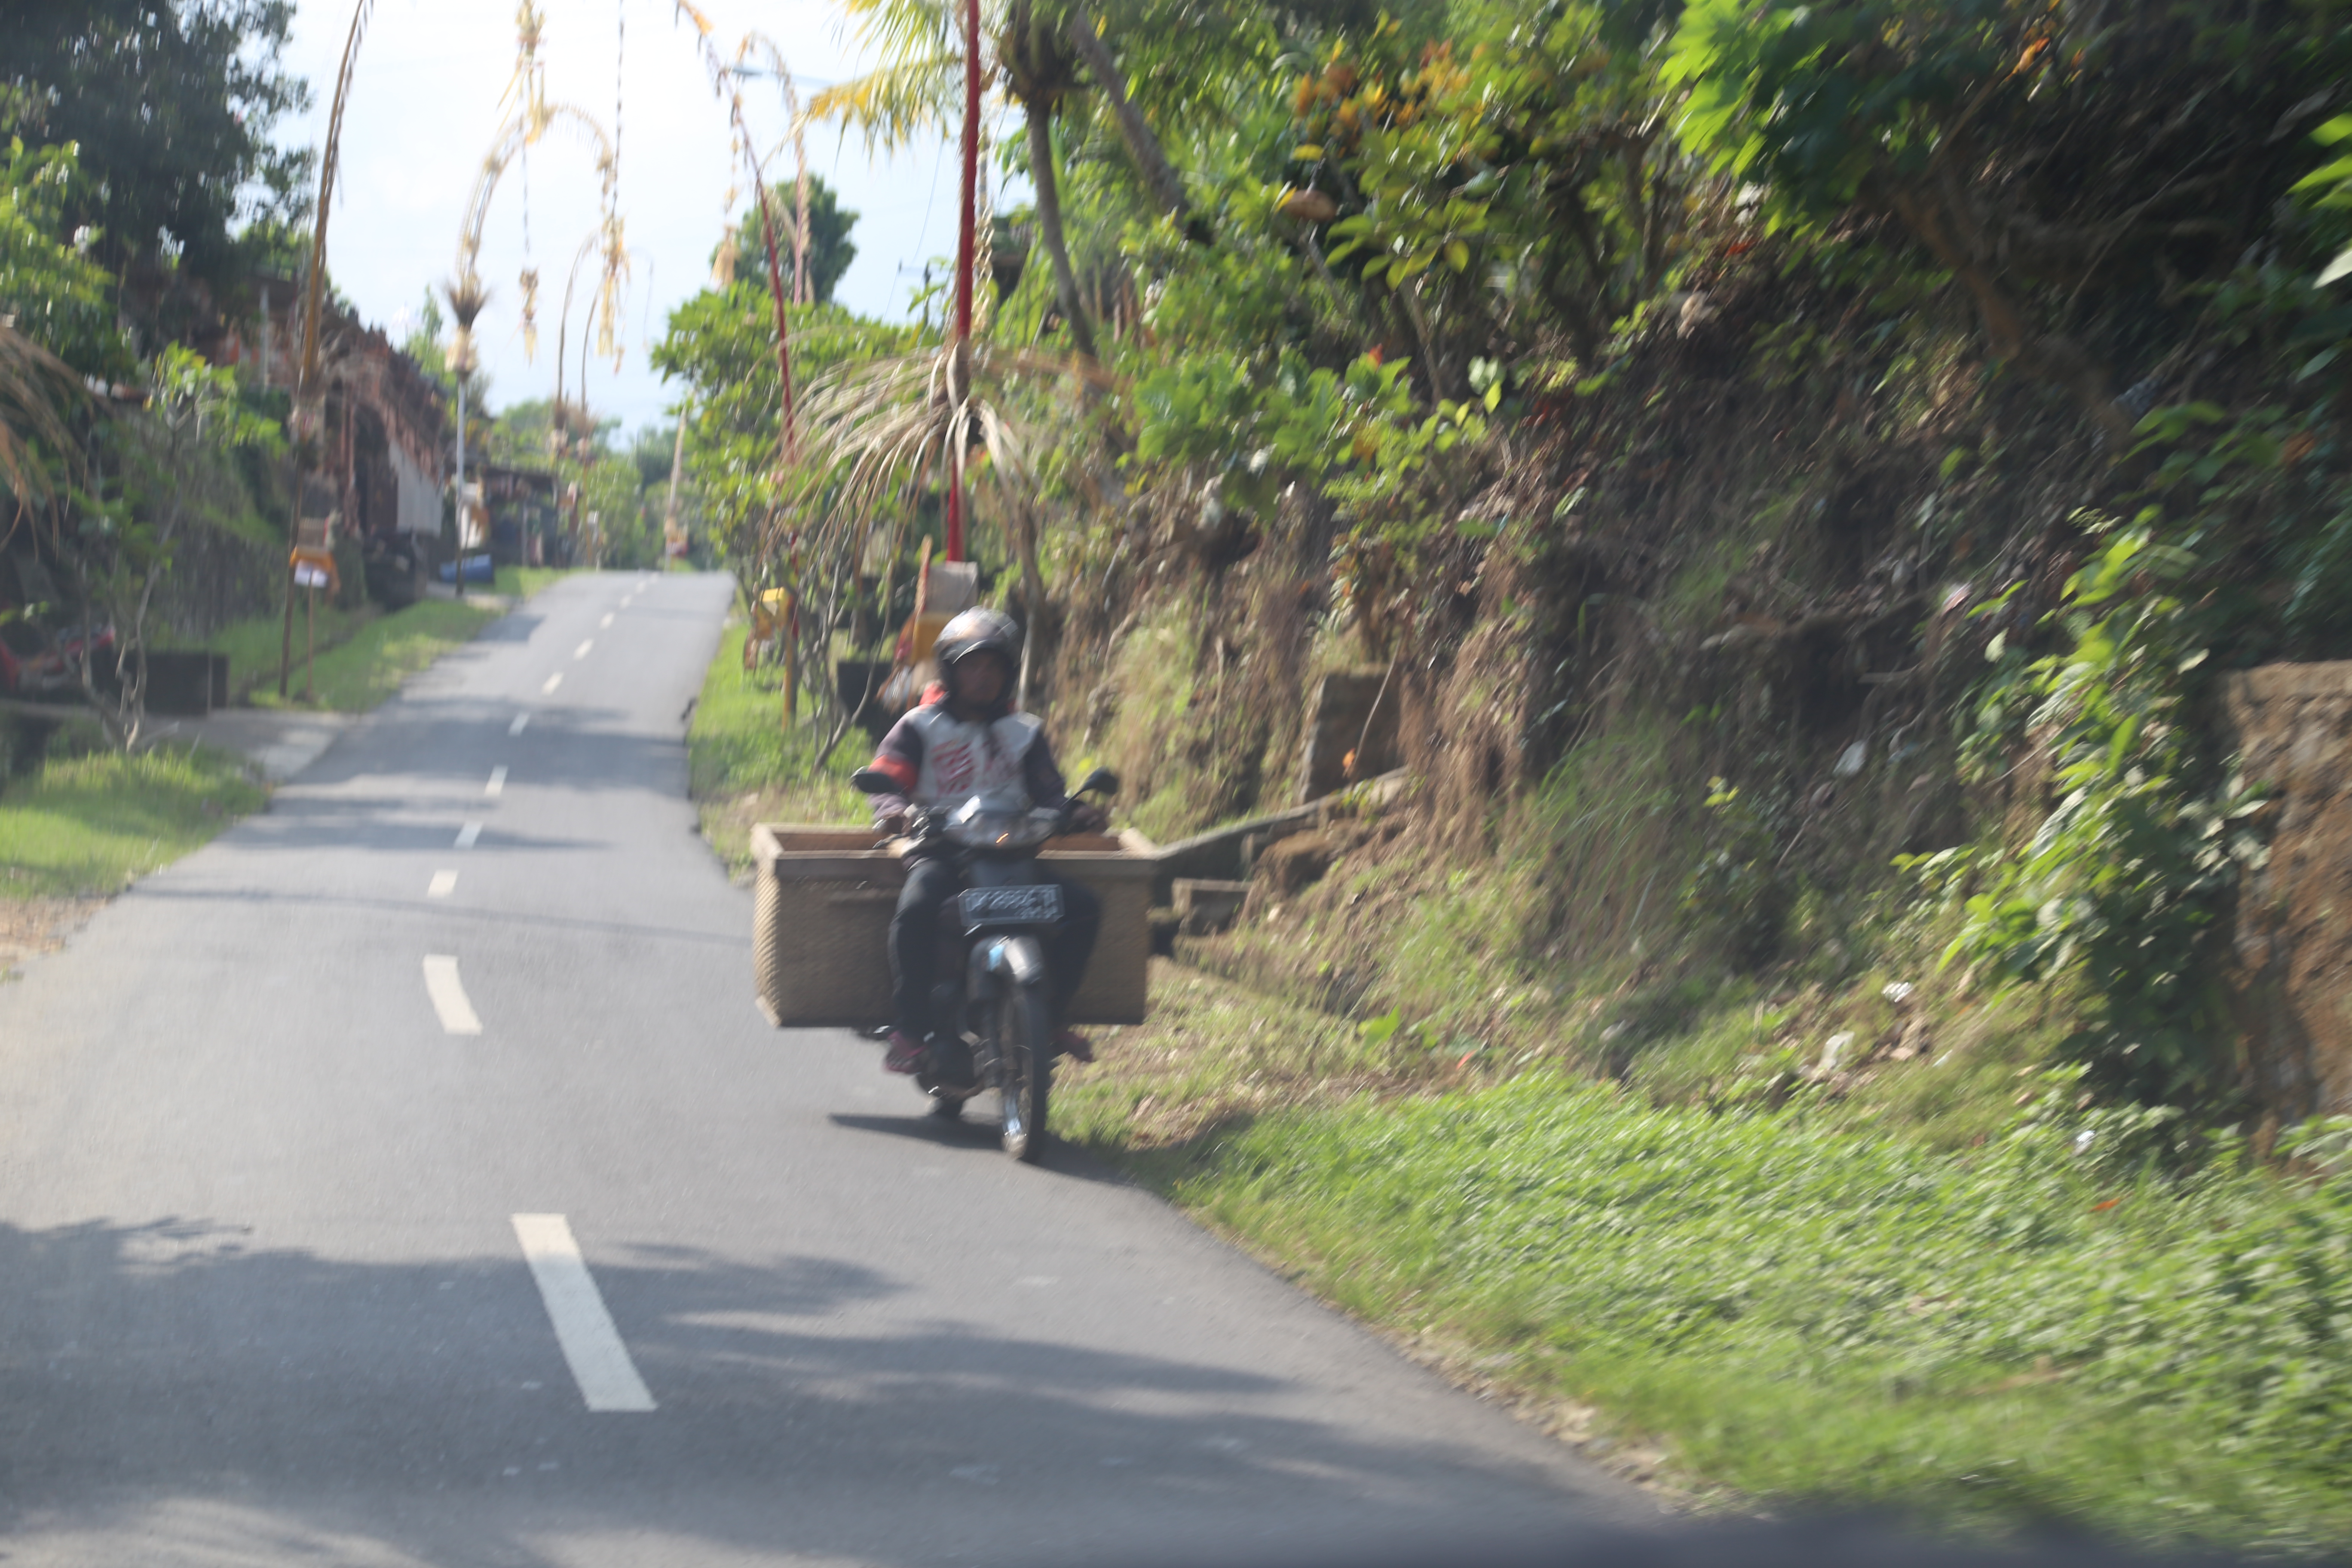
[848,765,1121,1161]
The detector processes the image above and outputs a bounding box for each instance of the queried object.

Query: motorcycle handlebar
[877,798,1098,849]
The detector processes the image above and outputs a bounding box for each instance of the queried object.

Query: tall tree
[1001,2,1097,360]
[808,0,1103,356]
[0,0,312,295]
[731,176,861,306]
[0,140,133,381]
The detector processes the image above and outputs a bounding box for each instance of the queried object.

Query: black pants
[890,857,1100,1039]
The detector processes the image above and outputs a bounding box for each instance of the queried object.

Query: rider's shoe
[1054,1028,1095,1063]
[883,1029,926,1074]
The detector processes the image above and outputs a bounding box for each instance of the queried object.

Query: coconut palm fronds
[799,342,1007,517]
[0,320,84,508]
[805,0,970,153]
[805,52,966,153]
[801,339,1124,512]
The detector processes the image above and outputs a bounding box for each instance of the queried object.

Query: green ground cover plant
[204,601,380,702]
[198,575,564,709]
[688,621,860,875]
[246,599,497,714]
[0,739,263,898]
[1059,1001,2352,1553]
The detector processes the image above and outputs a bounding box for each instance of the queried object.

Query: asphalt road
[0,573,1654,1567]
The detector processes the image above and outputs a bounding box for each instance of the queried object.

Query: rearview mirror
[1075,767,1121,798]
[850,767,898,796]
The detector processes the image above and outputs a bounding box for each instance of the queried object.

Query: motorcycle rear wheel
[995,983,1052,1162]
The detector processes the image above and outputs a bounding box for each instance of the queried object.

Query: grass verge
[0,739,266,899]
[201,575,556,705]
[249,600,499,713]
[1056,960,2352,1556]
[205,601,380,702]
[495,566,574,600]
[689,621,861,876]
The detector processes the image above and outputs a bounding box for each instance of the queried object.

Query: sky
[280,0,977,440]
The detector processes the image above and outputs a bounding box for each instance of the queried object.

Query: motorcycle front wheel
[995,982,1052,1162]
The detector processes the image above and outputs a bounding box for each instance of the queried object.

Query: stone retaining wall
[2224,662,2352,1123]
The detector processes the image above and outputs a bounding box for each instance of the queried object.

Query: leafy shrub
[2295,114,2352,286]
[1680,775,1793,969]
[1914,516,2266,1102]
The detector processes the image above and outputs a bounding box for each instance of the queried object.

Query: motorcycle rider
[863,606,1105,1077]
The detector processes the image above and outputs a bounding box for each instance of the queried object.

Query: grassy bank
[0,738,266,899]
[202,574,558,705]
[495,566,574,600]
[3,595,496,915]
[689,621,860,875]
[205,601,380,702]
[1056,962,2352,1556]
[249,600,498,712]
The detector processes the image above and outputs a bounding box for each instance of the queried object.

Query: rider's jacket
[865,690,1071,839]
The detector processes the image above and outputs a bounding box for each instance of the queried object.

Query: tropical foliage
[646,0,2352,1117]
[0,0,311,294]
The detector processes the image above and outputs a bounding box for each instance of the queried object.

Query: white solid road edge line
[486,766,508,798]
[421,955,483,1035]
[509,713,531,736]
[542,673,564,694]
[455,821,483,849]
[427,870,458,898]
[510,1214,658,1413]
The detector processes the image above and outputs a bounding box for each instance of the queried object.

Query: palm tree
[809,0,1102,358]
[998,2,1097,360]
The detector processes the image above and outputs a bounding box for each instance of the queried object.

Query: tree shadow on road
[0,1214,1639,1568]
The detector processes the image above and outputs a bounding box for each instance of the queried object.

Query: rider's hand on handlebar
[878,811,911,839]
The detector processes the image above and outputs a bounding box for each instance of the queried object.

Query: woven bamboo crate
[751,826,900,1028]
[1040,844,1155,1025]
[752,824,1154,1028]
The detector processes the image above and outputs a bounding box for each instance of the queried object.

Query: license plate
[957,884,1063,929]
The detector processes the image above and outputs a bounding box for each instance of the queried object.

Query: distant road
[0,571,1650,1566]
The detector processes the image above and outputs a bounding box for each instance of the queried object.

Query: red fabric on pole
[755,186,796,465]
[946,0,981,563]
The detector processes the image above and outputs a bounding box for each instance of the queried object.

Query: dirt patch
[0,895,107,980]
[1256,830,1336,897]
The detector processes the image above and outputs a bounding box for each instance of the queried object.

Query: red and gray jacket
[864,691,1072,829]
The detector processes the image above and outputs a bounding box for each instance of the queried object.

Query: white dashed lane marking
[509,713,530,736]
[428,870,457,898]
[573,640,593,660]
[455,822,483,849]
[486,766,507,798]
[599,612,614,628]
[422,956,483,1035]
[511,1215,657,1412]
[542,673,563,694]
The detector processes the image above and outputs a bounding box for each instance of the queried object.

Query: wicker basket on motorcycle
[751,825,1153,1028]
[1037,839,1153,1025]
[751,825,903,1028]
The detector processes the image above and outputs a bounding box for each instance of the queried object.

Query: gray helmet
[934,606,1020,672]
